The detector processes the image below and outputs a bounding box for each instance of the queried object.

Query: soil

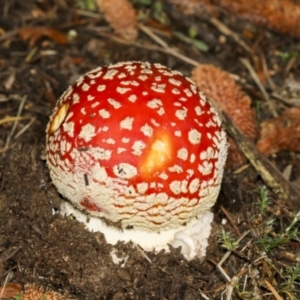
[0,1,299,299]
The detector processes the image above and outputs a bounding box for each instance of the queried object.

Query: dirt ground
[0,1,300,299]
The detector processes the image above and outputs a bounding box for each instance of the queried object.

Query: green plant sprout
[280,262,300,299]
[256,217,298,252]
[76,0,96,11]
[152,1,170,25]
[286,211,300,234]
[256,233,295,252]
[173,31,209,52]
[254,185,299,253]
[276,51,299,62]
[218,229,238,251]
[257,186,271,215]
[234,281,259,300]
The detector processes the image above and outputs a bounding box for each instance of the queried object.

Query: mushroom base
[61,201,214,260]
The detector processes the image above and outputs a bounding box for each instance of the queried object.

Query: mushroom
[46,61,227,260]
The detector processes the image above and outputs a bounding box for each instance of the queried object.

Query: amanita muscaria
[46,61,227,260]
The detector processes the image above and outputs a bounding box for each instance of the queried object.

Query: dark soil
[0,1,299,299]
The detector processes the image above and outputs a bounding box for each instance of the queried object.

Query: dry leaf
[168,0,300,37]
[18,26,68,47]
[191,64,256,168]
[95,0,138,42]
[0,282,22,298]
[257,107,300,156]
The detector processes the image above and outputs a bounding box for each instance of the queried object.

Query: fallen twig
[264,279,283,300]
[217,230,250,281]
[240,58,277,117]
[220,206,241,236]
[209,17,251,53]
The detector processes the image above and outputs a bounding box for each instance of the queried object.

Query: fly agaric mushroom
[46,61,227,260]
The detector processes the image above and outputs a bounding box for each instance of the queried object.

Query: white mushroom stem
[61,201,213,260]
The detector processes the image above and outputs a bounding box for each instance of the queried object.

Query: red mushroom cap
[46,61,227,231]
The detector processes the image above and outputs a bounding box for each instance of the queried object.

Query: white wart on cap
[46,61,227,260]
